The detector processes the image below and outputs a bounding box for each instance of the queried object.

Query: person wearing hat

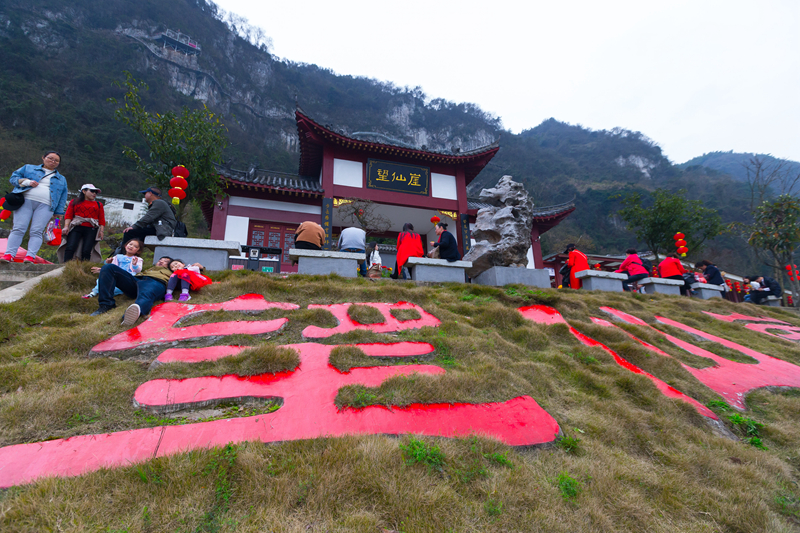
[62,184,106,262]
[1,151,69,263]
[116,186,177,254]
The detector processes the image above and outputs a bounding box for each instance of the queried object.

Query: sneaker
[0,254,13,263]
[164,293,173,302]
[121,303,141,326]
[22,256,35,264]
[178,293,191,302]
[81,293,96,299]
[90,305,115,316]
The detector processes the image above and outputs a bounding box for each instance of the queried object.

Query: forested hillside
[681,151,800,183]
[0,0,795,274]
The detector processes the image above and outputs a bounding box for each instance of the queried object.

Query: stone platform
[144,237,241,271]
[639,277,684,296]
[690,282,724,299]
[406,257,471,283]
[288,249,364,277]
[472,266,551,288]
[575,270,627,292]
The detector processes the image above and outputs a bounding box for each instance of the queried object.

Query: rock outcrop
[464,176,534,278]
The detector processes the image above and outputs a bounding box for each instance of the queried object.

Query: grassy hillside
[1,266,799,531]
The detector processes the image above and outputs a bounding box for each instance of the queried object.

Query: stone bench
[288,248,364,277]
[690,282,724,299]
[406,257,472,283]
[638,277,685,296]
[764,295,782,307]
[145,237,241,271]
[574,270,627,292]
[472,266,551,288]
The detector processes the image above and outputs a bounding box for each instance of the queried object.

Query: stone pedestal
[639,277,684,296]
[765,296,782,307]
[406,257,471,283]
[145,237,241,271]
[575,270,627,292]
[289,249,363,278]
[690,283,724,299]
[473,266,551,288]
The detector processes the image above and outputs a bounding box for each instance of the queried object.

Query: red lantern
[677,246,689,254]
[169,187,187,200]
[170,176,188,190]
[171,165,190,179]
[431,216,441,224]
[675,239,687,247]
[673,232,685,240]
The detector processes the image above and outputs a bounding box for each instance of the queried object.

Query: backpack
[638,255,653,275]
[173,220,188,238]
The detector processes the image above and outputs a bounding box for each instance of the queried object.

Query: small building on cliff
[203,109,574,273]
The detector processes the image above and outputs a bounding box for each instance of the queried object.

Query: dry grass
[1,270,800,532]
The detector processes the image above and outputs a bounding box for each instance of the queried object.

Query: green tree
[108,72,228,215]
[745,195,800,306]
[617,189,723,259]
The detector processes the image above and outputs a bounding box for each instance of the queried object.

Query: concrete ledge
[288,248,362,278]
[765,296,782,307]
[473,266,551,288]
[406,256,471,283]
[0,266,65,304]
[639,277,684,296]
[145,237,241,271]
[574,270,626,292]
[690,282,724,299]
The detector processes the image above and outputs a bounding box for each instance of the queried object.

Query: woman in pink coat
[616,248,649,292]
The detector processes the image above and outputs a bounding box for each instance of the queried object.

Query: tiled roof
[467,198,576,219]
[217,165,323,194]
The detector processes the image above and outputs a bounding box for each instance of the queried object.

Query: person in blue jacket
[1,151,69,263]
[431,222,461,262]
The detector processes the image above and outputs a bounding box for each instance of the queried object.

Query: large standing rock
[464,176,534,278]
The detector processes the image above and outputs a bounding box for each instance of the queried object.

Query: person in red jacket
[565,244,589,289]
[392,223,423,279]
[63,184,106,262]
[616,248,649,292]
[658,253,689,295]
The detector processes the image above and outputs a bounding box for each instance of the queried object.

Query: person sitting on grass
[90,256,207,327]
[164,259,211,302]
[82,238,144,299]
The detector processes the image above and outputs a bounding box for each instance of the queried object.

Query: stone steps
[0,263,62,293]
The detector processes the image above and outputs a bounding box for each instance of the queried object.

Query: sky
[211,0,800,164]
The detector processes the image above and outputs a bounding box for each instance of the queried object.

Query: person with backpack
[616,248,649,292]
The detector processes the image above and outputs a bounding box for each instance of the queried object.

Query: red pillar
[210,193,229,240]
[530,223,543,269]
[455,167,468,256]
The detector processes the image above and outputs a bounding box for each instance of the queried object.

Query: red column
[210,193,229,240]
[455,167,468,255]
[530,224,543,269]
[322,146,335,197]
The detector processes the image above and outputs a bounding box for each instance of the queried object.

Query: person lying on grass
[164,259,211,302]
[82,238,144,299]
[89,255,204,327]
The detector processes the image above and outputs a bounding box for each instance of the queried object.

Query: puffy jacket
[658,257,686,278]
[133,198,177,240]
[9,164,69,215]
[616,254,649,276]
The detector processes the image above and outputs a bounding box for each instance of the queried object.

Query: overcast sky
[212,0,799,164]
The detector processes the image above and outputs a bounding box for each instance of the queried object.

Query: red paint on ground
[156,346,247,363]
[91,295,299,353]
[1,341,559,488]
[519,306,717,419]
[600,307,800,410]
[702,311,789,324]
[743,323,800,341]
[302,302,440,338]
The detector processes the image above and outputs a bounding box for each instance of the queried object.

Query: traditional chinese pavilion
[204,109,574,273]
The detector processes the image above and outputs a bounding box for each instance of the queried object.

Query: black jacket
[703,264,725,286]
[434,231,461,262]
[762,276,782,296]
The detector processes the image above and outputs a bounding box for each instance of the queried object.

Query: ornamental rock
[464,176,534,278]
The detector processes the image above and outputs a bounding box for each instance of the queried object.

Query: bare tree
[743,155,800,209]
[337,199,391,237]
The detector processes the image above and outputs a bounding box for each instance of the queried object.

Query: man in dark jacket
[744,275,782,305]
[695,260,727,293]
[117,187,177,253]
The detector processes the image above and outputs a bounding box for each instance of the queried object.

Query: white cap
[80,183,101,193]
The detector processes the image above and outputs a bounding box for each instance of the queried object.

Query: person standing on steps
[1,151,69,264]
[115,187,177,255]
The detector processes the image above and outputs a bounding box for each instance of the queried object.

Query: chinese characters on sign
[459,214,471,254]
[367,159,430,196]
[321,198,333,250]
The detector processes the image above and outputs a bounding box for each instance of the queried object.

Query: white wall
[431,172,457,200]
[228,196,321,215]
[333,159,363,188]
[224,215,249,249]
